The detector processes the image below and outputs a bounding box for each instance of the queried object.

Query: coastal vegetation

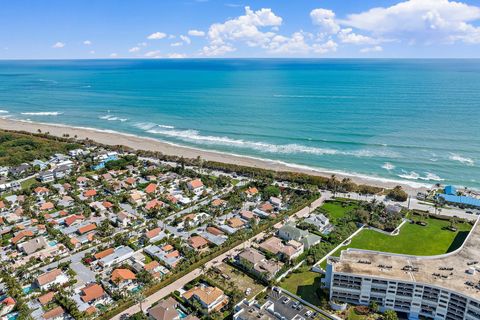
[0,130,79,166]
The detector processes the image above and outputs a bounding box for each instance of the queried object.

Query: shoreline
[0,118,430,194]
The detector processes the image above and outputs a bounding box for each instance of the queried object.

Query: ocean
[0,59,479,189]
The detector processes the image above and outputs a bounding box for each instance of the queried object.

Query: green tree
[383,309,398,320]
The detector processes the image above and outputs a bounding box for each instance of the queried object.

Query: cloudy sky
[1,0,480,59]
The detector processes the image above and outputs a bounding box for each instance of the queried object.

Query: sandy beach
[0,118,428,194]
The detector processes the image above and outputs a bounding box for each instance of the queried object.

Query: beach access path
[110,193,331,319]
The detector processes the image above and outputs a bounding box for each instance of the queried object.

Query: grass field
[280,269,325,305]
[20,177,37,190]
[320,200,359,223]
[317,217,473,270]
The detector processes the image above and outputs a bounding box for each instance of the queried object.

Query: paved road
[111,193,330,319]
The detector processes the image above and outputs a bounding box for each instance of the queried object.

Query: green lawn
[20,177,37,190]
[280,269,324,305]
[347,309,367,320]
[320,217,471,269]
[320,200,359,223]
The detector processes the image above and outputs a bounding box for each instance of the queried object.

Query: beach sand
[0,118,428,194]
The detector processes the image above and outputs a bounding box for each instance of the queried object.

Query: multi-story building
[325,219,480,320]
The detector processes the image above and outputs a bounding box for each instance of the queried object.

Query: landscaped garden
[319,199,360,223]
[336,216,471,256]
[280,267,326,306]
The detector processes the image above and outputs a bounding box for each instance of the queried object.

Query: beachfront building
[324,219,480,320]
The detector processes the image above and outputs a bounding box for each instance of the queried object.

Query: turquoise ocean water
[0,59,479,189]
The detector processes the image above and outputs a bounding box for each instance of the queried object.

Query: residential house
[18,236,48,255]
[80,283,106,304]
[35,269,69,290]
[277,222,321,249]
[98,245,135,268]
[188,235,209,251]
[110,268,136,289]
[145,227,166,243]
[182,284,229,313]
[303,213,331,233]
[236,248,283,281]
[147,297,180,320]
[42,306,65,320]
[145,183,157,195]
[269,196,282,209]
[38,171,55,183]
[0,297,15,316]
[187,179,204,194]
[259,237,304,261]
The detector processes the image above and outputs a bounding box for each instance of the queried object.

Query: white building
[325,219,480,320]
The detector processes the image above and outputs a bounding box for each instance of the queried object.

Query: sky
[1,0,480,59]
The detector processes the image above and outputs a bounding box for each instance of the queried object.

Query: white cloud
[268,32,337,55]
[310,8,340,34]
[110,53,118,57]
[360,45,383,53]
[83,40,92,45]
[338,28,378,45]
[166,53,187,58]
[138,42,147,47]
[342,0,480,44]
[171,42,183,47]
[89,50,95,54]
[147,32,167,40]
[188,29,205,37]
[202,44,235,56]
[129,46,141,53]
[268,32,310,54]
[145,50,161,58]
[180,35,191,44]
[52,42,65,48]
[312,39,338,54]
[203,6,283,55]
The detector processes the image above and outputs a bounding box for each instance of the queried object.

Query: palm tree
[134,292,146,313]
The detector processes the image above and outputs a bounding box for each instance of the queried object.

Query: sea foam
[99,115,128,122]
[382,162,395,171]
[20,112,63,116]
[449,153,475,166]
[398,170,444,181]
[144,126,397,158]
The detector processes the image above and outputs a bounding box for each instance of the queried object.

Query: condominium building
[325,219,480,320]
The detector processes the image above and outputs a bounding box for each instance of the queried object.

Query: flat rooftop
[331,218,480,301]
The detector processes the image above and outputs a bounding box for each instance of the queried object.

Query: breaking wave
[20,112,63,116]
[398,170,444,181]
[382,162,395,171]
[99,114,128,122]
[140,125,398,158]
[449,153,474,166]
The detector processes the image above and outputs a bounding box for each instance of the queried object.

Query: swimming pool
[48,240,57,247]
[130,285,143,293]
[176,308,188,319]
[22,285,33,295]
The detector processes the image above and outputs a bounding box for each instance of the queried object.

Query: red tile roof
[111,269,136,283]
[78,223,97,234]
[81,283,105,303]
[84,189,97,197]
[145,183,157,194]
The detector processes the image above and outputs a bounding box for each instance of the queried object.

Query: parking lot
[268,289,321,320]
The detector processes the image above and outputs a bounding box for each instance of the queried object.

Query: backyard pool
[22,285,33,295]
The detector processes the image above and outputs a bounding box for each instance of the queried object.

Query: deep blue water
[0,59,479,188]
